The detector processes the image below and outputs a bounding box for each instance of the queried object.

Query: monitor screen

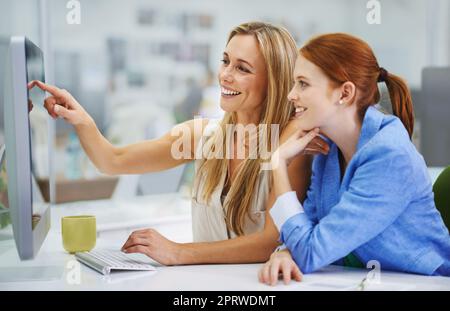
[25,38,49,230]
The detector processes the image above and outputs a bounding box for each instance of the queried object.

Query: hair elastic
[378,67,388,82]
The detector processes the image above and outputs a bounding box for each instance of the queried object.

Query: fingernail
[54,105,59,113]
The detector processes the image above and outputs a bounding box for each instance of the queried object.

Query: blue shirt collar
[356,105,384,151]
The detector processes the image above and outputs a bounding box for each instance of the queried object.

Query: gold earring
[339,100,344,105]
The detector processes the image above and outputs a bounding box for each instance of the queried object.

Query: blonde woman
[32,22,328,265]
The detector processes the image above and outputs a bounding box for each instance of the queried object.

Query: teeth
[295,107,307,113]
[221,87,241,96]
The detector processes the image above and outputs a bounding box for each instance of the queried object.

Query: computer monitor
[2,36,51,260]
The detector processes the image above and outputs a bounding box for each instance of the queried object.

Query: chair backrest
[433,166,450,230]
[421,67,450,166]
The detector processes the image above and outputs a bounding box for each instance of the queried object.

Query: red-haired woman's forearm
[177,230,279,264]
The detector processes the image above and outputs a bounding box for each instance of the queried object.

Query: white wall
[41,0,450,89]
[0,0,40,43]
[1,0,449,193]
[1,0,449,88]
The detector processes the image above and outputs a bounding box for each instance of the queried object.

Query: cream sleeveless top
[191,119,270,242]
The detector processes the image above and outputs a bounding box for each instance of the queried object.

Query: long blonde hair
[199,22,298,236]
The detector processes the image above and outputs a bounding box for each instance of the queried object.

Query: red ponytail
[384,73,414,138]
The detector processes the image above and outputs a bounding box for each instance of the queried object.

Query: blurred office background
[0,0,449,204]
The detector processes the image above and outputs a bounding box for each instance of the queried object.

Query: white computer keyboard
[75,249,156,275]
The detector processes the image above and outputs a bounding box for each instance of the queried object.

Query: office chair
[433,166,450,231]
[421,67,450,167]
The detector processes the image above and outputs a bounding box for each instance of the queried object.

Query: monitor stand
[0,222,64,283]
[0,266,64,282]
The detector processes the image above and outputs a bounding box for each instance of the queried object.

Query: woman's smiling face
[218,34,268,116]
[288,54,342,132]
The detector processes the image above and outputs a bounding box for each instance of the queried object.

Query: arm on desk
[121,152,312,265]
[179,153,312,264]
[173,121,325,264]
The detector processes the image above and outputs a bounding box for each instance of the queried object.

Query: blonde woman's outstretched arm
[31,80,208,175]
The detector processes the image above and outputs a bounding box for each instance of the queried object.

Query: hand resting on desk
[258,249,303,286]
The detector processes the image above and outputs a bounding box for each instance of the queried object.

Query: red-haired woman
[259,33,450,285]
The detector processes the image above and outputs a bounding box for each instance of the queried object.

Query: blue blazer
[274,106,450,275]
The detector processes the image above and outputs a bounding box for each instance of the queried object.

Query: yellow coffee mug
[61,215,96,253]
